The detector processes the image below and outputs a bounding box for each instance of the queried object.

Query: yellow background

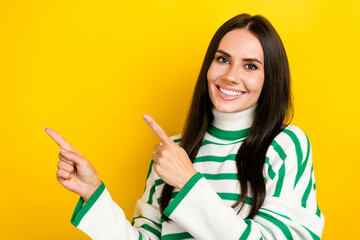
[0,0,359,239]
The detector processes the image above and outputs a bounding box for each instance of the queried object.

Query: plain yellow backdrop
[1,0,359,239]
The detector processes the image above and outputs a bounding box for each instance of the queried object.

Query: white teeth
[219,87,243,96]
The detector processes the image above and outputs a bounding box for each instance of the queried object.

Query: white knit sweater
[70,105,325,239]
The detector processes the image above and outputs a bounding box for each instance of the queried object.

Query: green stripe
[301,165,314,208]
[283,129,310,188]
[140,224,161,238]
[160,192,252,204]
[294,134,310,188]
[239,219,252,240]
[155,179,165,186]
[261,208,291,220]
[147,185,156,205]
[203,173,238,180]
[208,125,250,141]
[173,138,181,143]
[217,192,239,201]
[138,231,143,240]
[302,225,320,240]
[162,232,194,239]
[273,163,285,197]
[132,215,162,229]
[171,191,179,199]
[71,182,106,227]
[147,179,164,205]
[316,204,321,217]
[162,232,193,239]
[265,157,276,180]
[257,211,293,239]
[270,139,287,197]
[271,140,287,161]
[146,160,154,181]
[201,139,245,146]
[217,192,252,204]
[164,172,203,217]
[194,154,237,163]
[144,160,154,193]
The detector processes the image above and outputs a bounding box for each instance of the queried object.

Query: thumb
[60,148,86,166]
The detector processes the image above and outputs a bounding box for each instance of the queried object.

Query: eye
[216,56,229,64]
[245,64,258,70]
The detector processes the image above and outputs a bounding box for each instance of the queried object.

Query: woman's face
[207,28,265,113]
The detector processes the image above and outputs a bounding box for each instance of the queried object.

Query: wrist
[82,180,101,203]
[178,169,198,190]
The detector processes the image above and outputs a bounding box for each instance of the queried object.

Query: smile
[215,85,245,101]
[217,86,245,96]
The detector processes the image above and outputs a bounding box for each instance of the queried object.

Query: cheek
[247,75,264,93]
[207,65,214,83]
[207,63,221,83]
[207,66,217,102]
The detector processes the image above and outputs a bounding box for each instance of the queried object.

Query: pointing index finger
[143,114,171,145]
[44,127,78,153]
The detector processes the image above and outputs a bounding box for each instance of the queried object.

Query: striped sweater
[70,105,325,239]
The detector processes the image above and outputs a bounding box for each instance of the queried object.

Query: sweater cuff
[163,172,203,218]
[71,181,106,227]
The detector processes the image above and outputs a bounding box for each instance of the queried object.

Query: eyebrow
[216,49,263,64]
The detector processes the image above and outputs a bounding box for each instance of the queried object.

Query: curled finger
[58,153,75,166]
[57,168,71,180]
[152,152,160,163]
[154,145,164,155]
[57,160,75,173]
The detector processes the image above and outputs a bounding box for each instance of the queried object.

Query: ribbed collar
[208,104,256,141]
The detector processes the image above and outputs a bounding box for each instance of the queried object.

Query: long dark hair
[160,13,293,220]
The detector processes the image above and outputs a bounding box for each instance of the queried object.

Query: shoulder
[272,125,310,152]
[266,125,311,162]
[277,125,308,141]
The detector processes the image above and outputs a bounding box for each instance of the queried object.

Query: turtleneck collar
[207,104,256,141]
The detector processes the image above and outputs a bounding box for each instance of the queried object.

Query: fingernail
[143,114,150,121]
[60,148,68,154]
[44,127,47,131]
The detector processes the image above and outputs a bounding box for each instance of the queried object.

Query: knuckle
[57,169,63,178]
[59,169,69,178]
[154,145,159,152]
[57,160,64,169]
[161,150,169,158]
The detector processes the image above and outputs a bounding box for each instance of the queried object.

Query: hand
[143,114,197,190]
[44,127,101,203]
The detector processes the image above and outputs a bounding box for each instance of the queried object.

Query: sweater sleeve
[163,126,325,240]
[70,160,162,240]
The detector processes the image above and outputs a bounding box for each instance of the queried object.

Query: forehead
[218,28,264,60]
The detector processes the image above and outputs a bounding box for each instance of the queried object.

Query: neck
[211,104,256,131]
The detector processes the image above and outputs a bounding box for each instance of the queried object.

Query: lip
[215,84,245,101]
[216,84,243,92]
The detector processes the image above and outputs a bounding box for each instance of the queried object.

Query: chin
[213,101,256,113]
[213,104,241,113]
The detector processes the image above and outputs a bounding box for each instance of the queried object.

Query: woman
[45,14,324,239]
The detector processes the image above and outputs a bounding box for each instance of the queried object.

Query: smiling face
[207,28,265,113]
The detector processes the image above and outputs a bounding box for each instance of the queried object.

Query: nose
[222,65,242,84]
